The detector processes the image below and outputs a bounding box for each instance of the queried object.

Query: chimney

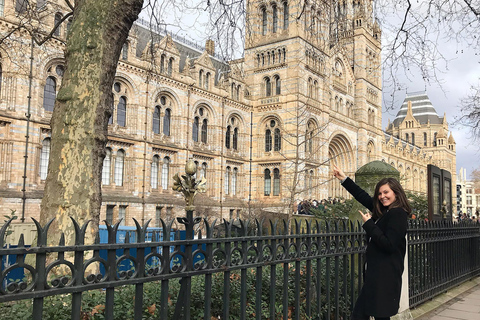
[205,39,215,56]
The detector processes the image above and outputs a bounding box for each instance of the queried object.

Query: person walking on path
[333,165,411,320]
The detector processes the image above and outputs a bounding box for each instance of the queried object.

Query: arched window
[236,85,240,101]
[192,117,199,142]
[433,132,437,146]
[308,78,312,97]
[231,83,235,99]
[411,133,415,145]
[275,76,281,95]
[193,107,209,144]
[274,128,281,151]
[122,42,128,60]
[424,132,427,146]
[54,13,62,37]
[117,96,127,126]
[232,168,238,195]
[43,76,56,112]
[265,77,271,97]
[273,168,280,196]
[205,72,210,89]
[262,7,267,35]
[272,5,278,33]
[225,126,231,149]
[161,157,170,189]
[66,18,72,35]
[265,129,272,152]
[160,55,165,73]
[405,133,409,143]
[201,119,208,143]
[225,166,231,195]
[153,106,161,134]
[264,169,271,196]
[151,155,159,189]
[283,2,289,30]
[233,128,238,150]
[314,80,318,99]
[39,138,51,180]
[114,150,125,186]
[168,58,173,76]
[163,109,171,136]
[199,70,203,87]
[102,148,111,185]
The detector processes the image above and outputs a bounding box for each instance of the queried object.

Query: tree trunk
[40,0,144,240]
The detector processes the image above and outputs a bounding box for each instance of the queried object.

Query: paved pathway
[415,284,480,320]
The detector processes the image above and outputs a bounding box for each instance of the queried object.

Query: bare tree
[376,0,480,136]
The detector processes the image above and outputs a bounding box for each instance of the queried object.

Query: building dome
[393,91,443,127]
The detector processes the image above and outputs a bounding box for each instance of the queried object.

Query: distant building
[457,168,480,216]
[384,92,457,203]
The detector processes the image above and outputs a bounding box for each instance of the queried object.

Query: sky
[140,2,480,180]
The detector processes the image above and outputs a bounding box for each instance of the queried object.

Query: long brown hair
[372,178,412,219]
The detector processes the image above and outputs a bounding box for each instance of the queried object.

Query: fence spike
[31,217,55,247]
[70,217,91,246]
[0,217,15,247]
[59,233,65,246]
[18,233,25,248]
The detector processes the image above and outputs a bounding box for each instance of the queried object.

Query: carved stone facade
[0,0,456,224]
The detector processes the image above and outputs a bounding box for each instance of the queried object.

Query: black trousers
[351,290,390,320]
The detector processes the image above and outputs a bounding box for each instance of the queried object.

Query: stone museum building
[0,0,456,225]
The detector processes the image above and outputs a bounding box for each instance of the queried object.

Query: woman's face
[378,183,396,208]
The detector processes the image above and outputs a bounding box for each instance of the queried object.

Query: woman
[333,165,411,320]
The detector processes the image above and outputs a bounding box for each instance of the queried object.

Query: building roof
[133,19,230,84]
[393,91,443,127]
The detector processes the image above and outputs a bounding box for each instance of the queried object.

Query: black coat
[342,177,408,318]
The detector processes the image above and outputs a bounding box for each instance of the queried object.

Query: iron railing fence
[1,216,480,320]
[0,215,366,320]
[407,220,480,308]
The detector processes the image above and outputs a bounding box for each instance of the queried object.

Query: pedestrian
[333,165,411,320]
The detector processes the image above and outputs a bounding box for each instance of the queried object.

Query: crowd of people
[457,210,480,223]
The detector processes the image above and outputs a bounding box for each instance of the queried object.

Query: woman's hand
[359,210,372,223]
[333,165,347,181]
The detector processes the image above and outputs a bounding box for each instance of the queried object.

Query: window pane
[151,156,159,189]
[201,119,208,143]
[273,6,278,33]
[232,168,237,195]
[117,96,127,127]
[163,109,171,136]
[274,128,281,151]
[43,77,56,112]
[119,206,127,226]
[273,168,280,196]
[106,205,114,225]
[114,150,124,186]
[265,129,272,152]
[224,167,230,195]
[153,106,160,134]
[39,138,51,180]
[193,117,199,142]
[102,148,111,185]
[262,8,267,35]
[54,13,62,36]
[233,128,238,150]
[161,157,170,189]
[225,126,231,149]
[264,169,271,196]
